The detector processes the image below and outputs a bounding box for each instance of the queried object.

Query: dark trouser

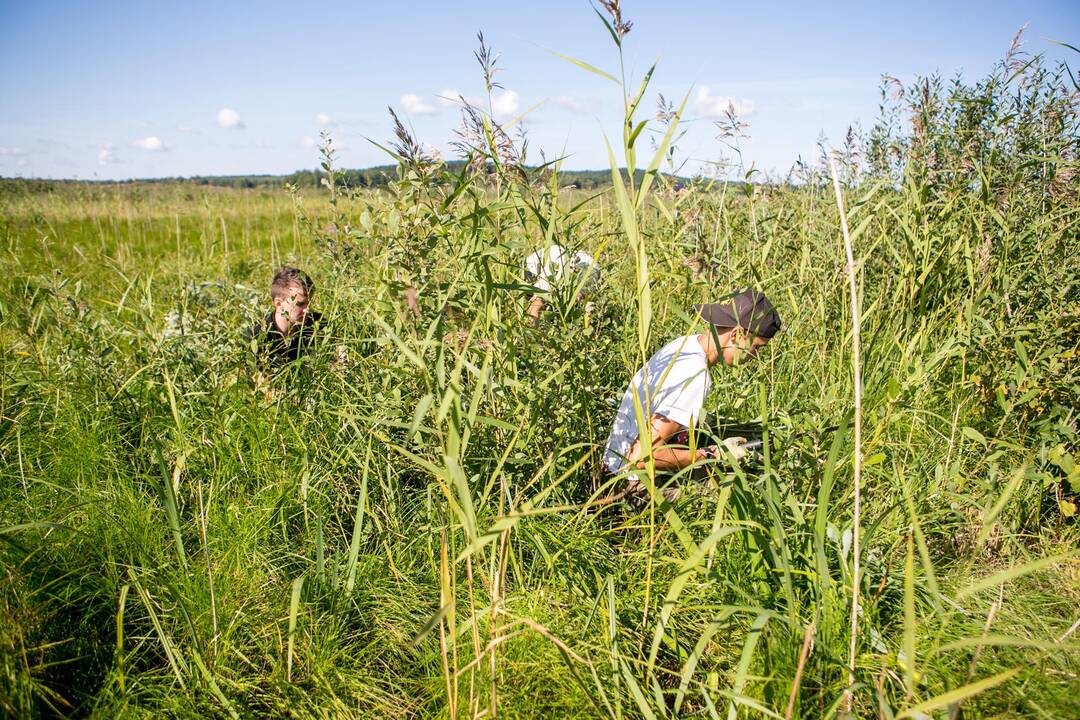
[624,473,682,504]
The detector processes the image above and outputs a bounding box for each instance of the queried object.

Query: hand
[330,344,349,372]
[525,296,544,324]
[721,436,749,462]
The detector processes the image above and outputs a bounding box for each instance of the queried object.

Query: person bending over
[523,244,601,322]
[601,288,781,492]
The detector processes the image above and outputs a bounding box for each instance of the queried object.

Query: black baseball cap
[695,288,781,338]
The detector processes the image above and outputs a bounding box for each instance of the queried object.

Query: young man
[524,244,601,322]
[602,288,781,481]
[247,266,322,367]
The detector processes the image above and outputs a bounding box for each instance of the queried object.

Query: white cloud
[315,112,338,127]
[0,146,30,157]
[131,136,166,151]
[301,136,317,148]
[400,93,437,116]
[97,142,119,165]
[176,124,199,134]
[555,95,591,114]
[216,108,245,129]
[17,159,28,167]
[695,87,754,119]
[436,88,484,108]
[492,90,520,118]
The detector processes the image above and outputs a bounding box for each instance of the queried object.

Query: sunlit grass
[1,9,1078,719]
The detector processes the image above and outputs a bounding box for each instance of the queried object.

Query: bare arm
[253,369,278,402]
[626,413,709,472]
[649,445,706,472]
[526,295,544,323]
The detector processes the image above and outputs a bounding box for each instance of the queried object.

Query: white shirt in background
[602,336,711,474]
[524,245,599,294]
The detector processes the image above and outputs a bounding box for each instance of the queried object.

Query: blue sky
[1,1,1077,180]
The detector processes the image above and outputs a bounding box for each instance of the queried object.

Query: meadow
[1,11,1079,719]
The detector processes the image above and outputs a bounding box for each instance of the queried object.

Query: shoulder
[573,250,597,267]
[524,249,543,274]
[650,337,707,382]
[245,312,273,342]
[656,335,704,360]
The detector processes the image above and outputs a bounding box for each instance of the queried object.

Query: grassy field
[2,14,1079,720]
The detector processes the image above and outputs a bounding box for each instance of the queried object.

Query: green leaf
[726,612,772,720]
[961,426,987,444]
[405,394,434,444]
[1047,38,1080,54]
[935,634,1080,654]
[896,667,1020,718]
[628,63,658,118]
[627,120,648,149]
[956,552,1075,601]
[620,658,657,720]
[543,46,619,84]
[637,88,693,209]
[976,465,1025,546]
[673,611,732,714]
[902,533,916,693]
[286,576,304,681]
[864,452,886,467]
[647,527,746,673]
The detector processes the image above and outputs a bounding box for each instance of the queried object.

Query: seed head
[599,1,633,39]
[387,106,440,172]
[474,31,503,94]
[656,93,676,124]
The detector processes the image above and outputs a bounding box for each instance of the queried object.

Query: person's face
[721,327,769,366]
[274,283,310,327]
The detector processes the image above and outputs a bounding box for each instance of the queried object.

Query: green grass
[1,10,1079,719]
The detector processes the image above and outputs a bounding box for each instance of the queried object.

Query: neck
[273,311,294,335]
[697,331,721,366]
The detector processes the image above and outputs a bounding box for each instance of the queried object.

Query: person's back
[601,289,782,489]
[524,244,601,321]
[603,335,711,474]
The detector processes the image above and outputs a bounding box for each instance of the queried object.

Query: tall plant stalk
[830,153,863,715]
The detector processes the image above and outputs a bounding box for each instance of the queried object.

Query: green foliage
[1,16,1078,720]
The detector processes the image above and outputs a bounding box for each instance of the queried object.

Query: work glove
[721,436,750,462]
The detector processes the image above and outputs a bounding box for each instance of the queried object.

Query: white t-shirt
[602,335,712,473]
[524,245,599,294]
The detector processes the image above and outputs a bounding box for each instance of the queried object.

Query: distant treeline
[0,162,708,195]
[180,162,691,191]
[0,162,692,192]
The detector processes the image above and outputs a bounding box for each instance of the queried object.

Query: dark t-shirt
[245,310,323,367]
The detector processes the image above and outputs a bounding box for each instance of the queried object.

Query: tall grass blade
[345,440,372,594]
[955,553,1075,602]
[726,611,772,720]
[895,667,1021,719]
[286,576,304,682]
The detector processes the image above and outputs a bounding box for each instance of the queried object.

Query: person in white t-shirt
[523,245,601,322]
[602,289,782,482]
